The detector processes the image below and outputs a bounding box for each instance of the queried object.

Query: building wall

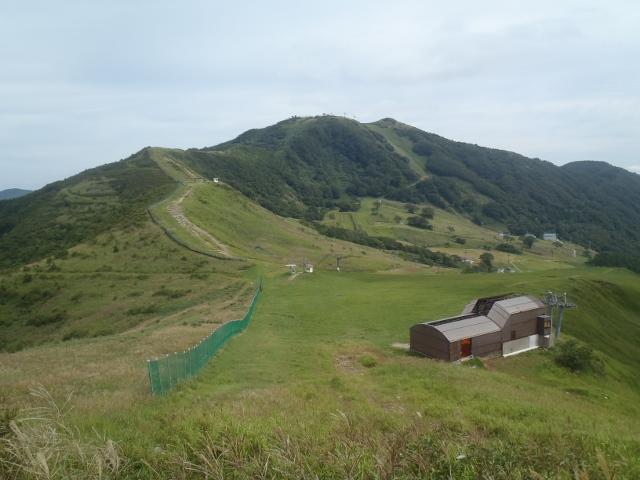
[410,325,451,361]
[471,331,502,357]
[501,308,546,342]
[449,340,460,362]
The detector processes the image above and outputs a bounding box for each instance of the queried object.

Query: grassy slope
[0,218,256,409]
[181,181,411,272]
[0,149,175,268]
[365,122,428,178]
[84,266,640,478]
[1,153,639,478]
[323,196,587,271]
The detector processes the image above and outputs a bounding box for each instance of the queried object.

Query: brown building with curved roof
[410,295,551,361]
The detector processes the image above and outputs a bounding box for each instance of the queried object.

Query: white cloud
[1,1,640,189]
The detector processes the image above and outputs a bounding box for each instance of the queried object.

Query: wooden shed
[410,295,549,361]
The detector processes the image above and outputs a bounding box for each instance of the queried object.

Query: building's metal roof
[487,295,545,328]
[460,293,513,316]
[426,315,501,342]
[494,296,544,314]
[415,295,544,342]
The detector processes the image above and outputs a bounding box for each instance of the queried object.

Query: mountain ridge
[180,116,640,256]
[1,115,640,271]
[0,188,31,200]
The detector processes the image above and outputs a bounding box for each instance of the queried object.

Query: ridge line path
[167,184,233,258]
[150,150,235,259]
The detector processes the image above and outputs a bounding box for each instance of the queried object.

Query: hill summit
[1,115,640,270]
[0,188,31,200]
[178,115,640,262]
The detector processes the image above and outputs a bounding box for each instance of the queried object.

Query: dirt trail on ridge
[167,186,232,258]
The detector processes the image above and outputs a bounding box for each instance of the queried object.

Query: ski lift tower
[543,291,576,339]
[286,263,297,274]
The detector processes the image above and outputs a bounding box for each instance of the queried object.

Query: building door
[460,338,472,358]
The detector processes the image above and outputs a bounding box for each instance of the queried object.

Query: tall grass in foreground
[0,386,624,479]
[167,413,622,480]
[0,386,127,479]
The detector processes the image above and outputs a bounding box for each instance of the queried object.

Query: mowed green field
[323,197,587,269]
[70,266,640,479]
[2,165,639,479]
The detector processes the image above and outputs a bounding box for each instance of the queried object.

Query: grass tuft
[0,386,127,479]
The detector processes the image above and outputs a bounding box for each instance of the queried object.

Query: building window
[511,330,516,340]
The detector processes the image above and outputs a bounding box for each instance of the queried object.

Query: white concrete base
[503,334,539,357]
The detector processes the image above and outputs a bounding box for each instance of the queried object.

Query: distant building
[304,264,314,273]
[410,295,552,361]
[213,177,220,183]
[543,233,558,242]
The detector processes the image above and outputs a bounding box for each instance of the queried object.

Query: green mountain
[0,150,173,268]
[1,115,640,271]
[174,115,640,266]
[178,116,419,218]
[0,188,31,200]
[372,119,640,251]
[2,116,640,478]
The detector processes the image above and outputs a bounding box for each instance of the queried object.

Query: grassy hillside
[0,149,174,268]
[3,266,638,478]
[2,166,639,477]
[322,197,588,271]
[177,116,419,219]
[2,115,639,270]
[0,220,250,352]
[1,120,640,478]
[159,115,640,269]
[370,118,640,262]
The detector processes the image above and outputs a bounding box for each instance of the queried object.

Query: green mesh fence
[147,279,262,396]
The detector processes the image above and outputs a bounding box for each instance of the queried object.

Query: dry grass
[0,386,127,479]
[0,285,254,413]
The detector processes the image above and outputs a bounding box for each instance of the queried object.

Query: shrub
[495,243,522,254]
[420,206,435,219]
[18,288,55,308]
[522,236,535,249]
[479,252,494,272]
[554,339,604,374]
[62,329,88,341]
[358,355,377,368]
[126,305,159,315]
[405,203,418,214]
[153,287,191,299]
[25,310,67,326]
[454,237,466,245]
[407,216,432,230]
[336,198,360,212]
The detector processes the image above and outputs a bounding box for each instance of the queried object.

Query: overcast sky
[1,1,639,190]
